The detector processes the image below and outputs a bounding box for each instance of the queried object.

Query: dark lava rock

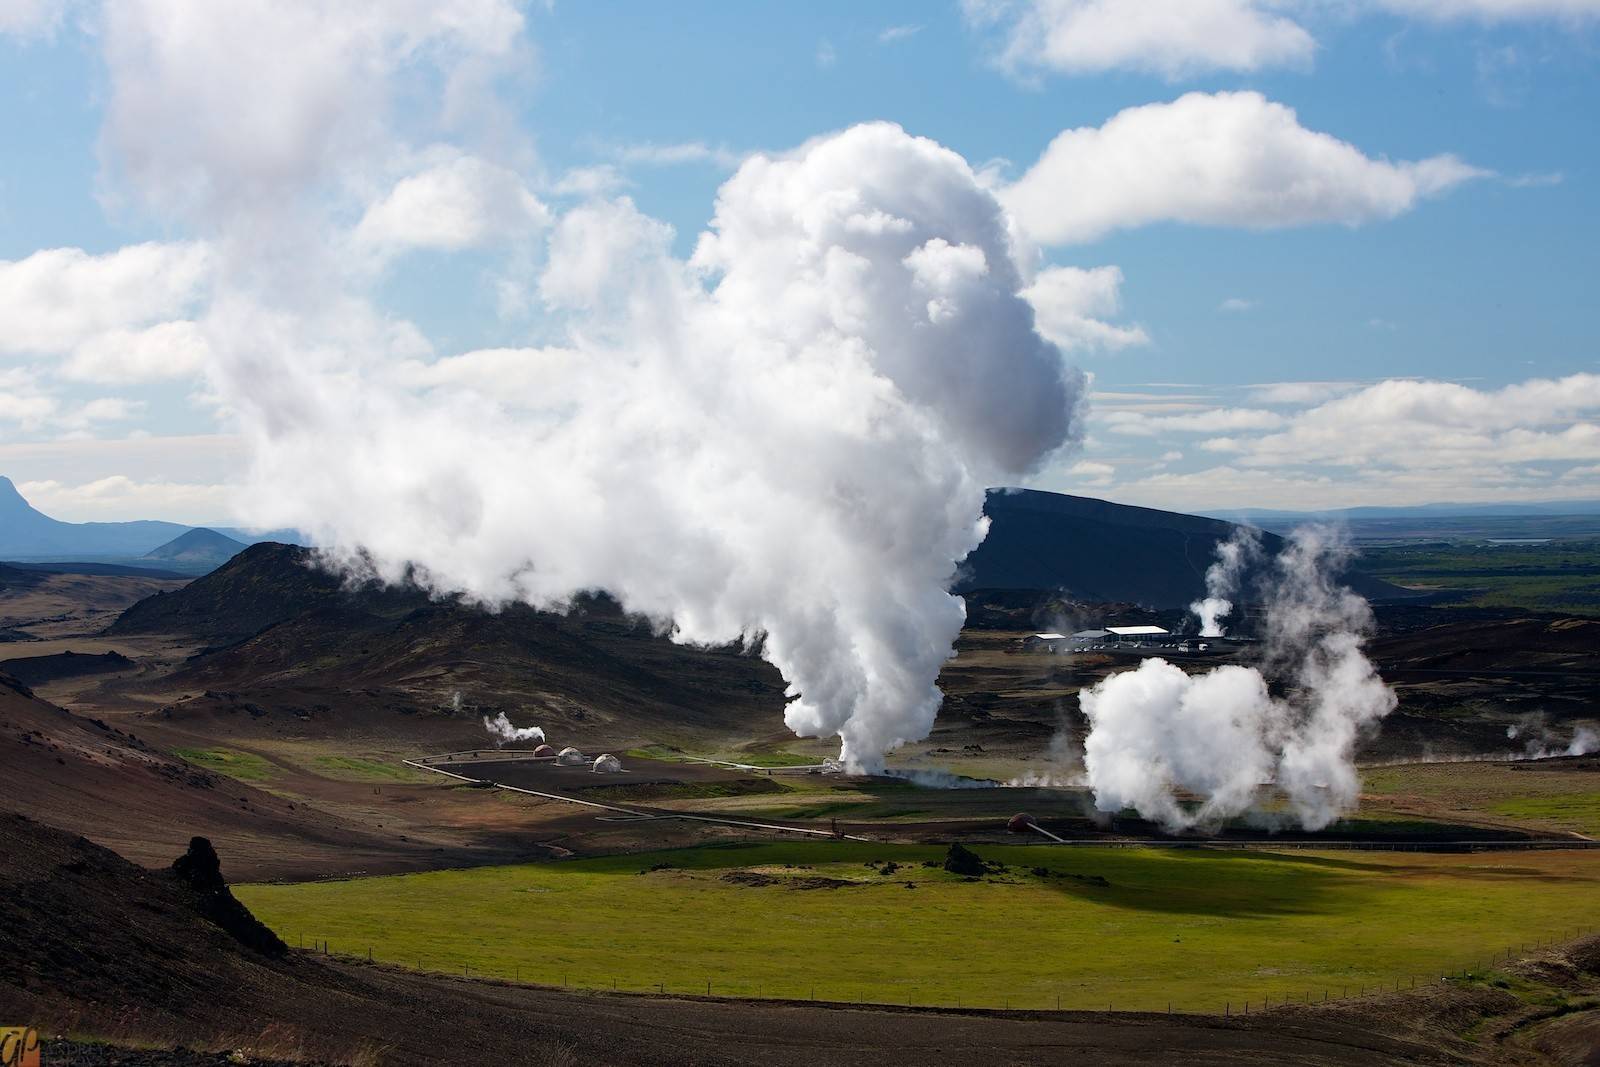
[942,843,986,877]
[169,837,286,958]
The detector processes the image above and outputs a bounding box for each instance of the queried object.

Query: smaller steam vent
[592,753,623,774]
[1007,813,1035,833]
[532,744,556,758]
[556,746,587,766]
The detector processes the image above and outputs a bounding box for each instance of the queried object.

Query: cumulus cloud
[963,0,1600,81]
[0,243,211,355]
[60,320,212,383]
[1221,374,1600,469]
[1081,373,1600,510]
[354,153,549,252]
[1020,266,1149,352]
[1004,92,1487,245]
[964,0,1316,79]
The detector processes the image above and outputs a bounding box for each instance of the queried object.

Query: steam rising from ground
[1082,527,1396,831]
[90,6,1086,772]
[482,712,545,747]
[1189,526,1261,637]
[1508,716,1598,759]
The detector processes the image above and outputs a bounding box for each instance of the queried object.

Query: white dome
[592,753,623,774]
[556,746,587,766]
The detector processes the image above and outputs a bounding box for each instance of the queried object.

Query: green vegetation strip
[172,747,275,782]
[237,842,1600,1012]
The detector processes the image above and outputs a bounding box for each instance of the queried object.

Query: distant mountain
[961,488,1410,607]
[142,528,248,569]
[0,475,307,560]
[0,475,188,558]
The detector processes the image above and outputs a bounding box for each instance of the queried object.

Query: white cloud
[1075,373,1600,510]
[1067,459,1115,485]
[0,242,211,354]
[60,320,212,384]
[15,475,232,524]
[1245,380,1365,405]
[1004,91,1487,245]
[1377,0,1600,21]
[1020,265,1149,351]
[965,0,1316,79]
[963,0,1600,82]
[0,0,69,38]
[0,432,245,486]
[0,369,56,428]
[1221,374,1600,469]
[816,38,837,67]
[878,23,923,43]
[355,153,548,252]
[1102,406,1289,435]
[1219,297,1256,312]
[550,164,629,198]
[613,141,745,170]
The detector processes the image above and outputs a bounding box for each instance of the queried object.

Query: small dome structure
[1007,813,1035,833]
[592,753,623,774]
[556,746,587,766]
[532,744,556,758]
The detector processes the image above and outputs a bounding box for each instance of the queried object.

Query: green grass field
[1354,540,1600,613]
[172,747,275,781]
[237,841,1600,1012]
[1362,764,1600,838]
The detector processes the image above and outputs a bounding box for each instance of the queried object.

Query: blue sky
[1,1,1597,523]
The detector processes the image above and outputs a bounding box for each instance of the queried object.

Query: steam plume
[482,712,545,747]
[1082,527,1396,831]
[90,6,1087,773]
[1189,525,1261,637]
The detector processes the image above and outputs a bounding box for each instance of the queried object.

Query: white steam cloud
[482,712,545,747]
[1189,525,1261,637]
[1082,527,1396,831]
[90,5,1086,773]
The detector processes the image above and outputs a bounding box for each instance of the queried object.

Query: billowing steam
[1189,526,1261,638]
[90,5,1086,772]
[482,712,545,747]
[1082,527,1396,831]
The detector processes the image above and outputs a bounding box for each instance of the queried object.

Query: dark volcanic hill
[961,488,1409,607]
[143,527,249,570]
[112,542,787,741]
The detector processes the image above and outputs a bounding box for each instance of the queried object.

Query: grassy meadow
[238,841,1600,1013]
[1354,539,1600,613]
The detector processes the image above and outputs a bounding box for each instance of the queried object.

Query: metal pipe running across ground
[402,757,875,843]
